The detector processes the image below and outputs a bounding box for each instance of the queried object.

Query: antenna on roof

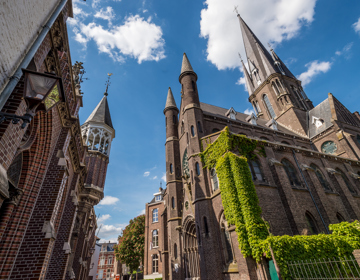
[104,73,113,96]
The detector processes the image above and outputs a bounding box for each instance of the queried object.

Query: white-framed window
[153,208,158,222]
[98,269,103,278]
[152,229,159,247]
[100,257,105,266]
[155,195,161,202]
[152,254,159,273]
[108,257,112,265]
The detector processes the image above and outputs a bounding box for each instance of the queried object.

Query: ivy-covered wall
[200,127,360,280]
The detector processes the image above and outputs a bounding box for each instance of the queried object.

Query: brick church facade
[0,1,115,279]
[144,13,360,280]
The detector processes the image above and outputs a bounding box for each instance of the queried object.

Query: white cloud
[139,209,146,215]
[144,171,150,177]
[244,108,254,115]
[78,15,165,63]
[92,0,101,8]
[297,61,332,86]
[353,18,360,34]
[152,176,157,180]
[99,196,120,205]
[200,0,317,70]
[94,6,115,24]
[236,76,245,86]
[98,214,111,223]
[98,223,125,242]
[335,42,353,56]
[161,173,166,182]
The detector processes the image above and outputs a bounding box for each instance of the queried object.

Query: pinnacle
[180,53,194,75]
[164,87,178,111]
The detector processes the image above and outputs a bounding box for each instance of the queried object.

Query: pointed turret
[164,87,178,113]
[84,94,113,129]
[240,57,255,94]
[179,53,197,82]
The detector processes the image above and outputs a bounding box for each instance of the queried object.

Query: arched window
[305,212,319,234]
[192,80,196,91]
[271,82,280,95]
[263,94,276,119]
[171,197,175,209]
[191,125,195,137]
[170,164,173,174]
[195,162,201,176]
[204,217,209,236]
[152,254,159,273]
[173,115,176,124]
[165,117,167,126]
[174,243,178,259]
[181,121,184,134]
[276,79,283,93]
[152,209,158,223]
[197,121,203,133]
[281,159,301,187]
[310,164,331,191]
[212,128,220,133]
[336,212,345,223]
[152,229,158,247]
[335,168,356,194]
[248,159,264,182]
[220,214,234,264]
[210,169,219,191]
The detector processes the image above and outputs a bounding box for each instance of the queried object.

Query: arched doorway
[183,217,200,279]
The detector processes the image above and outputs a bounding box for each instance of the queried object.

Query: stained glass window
[321,141,337,154]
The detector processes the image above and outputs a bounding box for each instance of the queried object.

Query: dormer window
[155,195,162,202]
[266,119,278,131]
[312,117,324,128]
[225,107,237,120]
[246,113,257,125]
[275,61,285,75]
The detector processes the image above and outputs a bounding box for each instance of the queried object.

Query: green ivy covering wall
[200,127,360,280]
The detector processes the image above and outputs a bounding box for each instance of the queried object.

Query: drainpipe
[0,0,69,111]
[292,149,330,234]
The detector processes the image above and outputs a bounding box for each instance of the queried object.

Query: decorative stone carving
[301,164,314,171]
[326,168,339,175]
[42,221,56,239]
[63,242,71,254]
[268,158,283,166]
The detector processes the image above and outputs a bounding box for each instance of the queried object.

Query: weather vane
[72,61,89,86]
[267,42,273,50]
[104,73,113,96]
[233,6,239,15]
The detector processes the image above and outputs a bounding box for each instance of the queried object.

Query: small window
[281,159,302,187]
[357,135,360,145]
[310,164,331,191]
[174,243,177,259]
[171,197,175,209]
[204,217,209,235]
[195,162,201,176]
[336,168,356,194]
[248,159,264,182]
[192,80,196,91]
[165,117,167,126]
[181,121,184,134]
[197,121,203,133]
[305,212,319,234]
[173,115,176,124]
[336,213,345,223]
[210,169,219,191]
[153,209,158,222]
[170,163,173,174]
[108,258,112,265]
[191,125,195,137]
[155,195,162,201]
[152,254,159,273]
[152,229,158,247]
[321,141,337,155]
[212,128,220,133]
[98,269,103,278]
[100,257,105,266]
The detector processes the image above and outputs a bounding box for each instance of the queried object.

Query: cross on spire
[233,5,239,15]
[238,52,242,61]
[104,73,113,96]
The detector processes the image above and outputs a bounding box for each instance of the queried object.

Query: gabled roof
[84,95,113,129]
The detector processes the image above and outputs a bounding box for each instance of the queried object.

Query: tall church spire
[239,53,254,94]
[179,53,197,82]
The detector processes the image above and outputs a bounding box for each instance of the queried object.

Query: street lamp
[0,69,65,129]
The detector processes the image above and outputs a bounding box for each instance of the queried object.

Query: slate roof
[149,188,166,204]
[308,99,333,138]
[165,87,177,110]
[84,95,113,129]
[200,102,302,137]
[180,53,194,75]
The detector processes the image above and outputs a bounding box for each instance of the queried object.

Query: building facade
[96,242,117,280]
[144,13,360,280]
[0,1,115,279]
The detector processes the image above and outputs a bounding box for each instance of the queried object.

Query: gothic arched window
[173,115,176,124]
[174,243,178,259]
[170,164,173,174]
[305,212,319,234]
[281,159,301,187]
[195,162,201,176]
[220,214,234,264]
[335,168,356,194]
[203,217,209,236]
[152,230,158,247]
[171,197,175,209]
[192,80,196,91]
[271,82,280,96]
[212,128,220,133]
[210,169,219,191]
[310,164,331,191]
[197,121,203,133]
[248,159,264,182]
[263,94,276,119]
[336,212,345,223]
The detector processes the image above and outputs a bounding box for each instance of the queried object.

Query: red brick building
[0,1,115,279]
[96,242,117,280]
[144,13,360,280]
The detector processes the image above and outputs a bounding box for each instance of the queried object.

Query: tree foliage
[114,215,145,273]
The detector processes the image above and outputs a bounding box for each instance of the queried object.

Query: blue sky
[68,0,360,242]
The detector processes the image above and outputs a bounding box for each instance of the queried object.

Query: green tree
[114,215,145,279]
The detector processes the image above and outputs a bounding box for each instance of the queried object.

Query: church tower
[81,78,115,193]
[238,13,313,136]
